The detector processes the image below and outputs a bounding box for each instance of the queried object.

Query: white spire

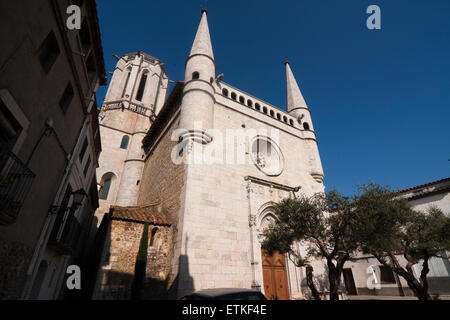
[285,61,308,112]
[189,10,214,60]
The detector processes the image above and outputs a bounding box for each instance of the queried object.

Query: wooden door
[343,268,357,295]
[261,249,289,300]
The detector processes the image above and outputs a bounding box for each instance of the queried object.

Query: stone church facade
[93,10,326,299]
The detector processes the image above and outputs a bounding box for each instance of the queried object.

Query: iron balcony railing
[0,146,35,225]
[48,210,83,255]
[101,99,154,117]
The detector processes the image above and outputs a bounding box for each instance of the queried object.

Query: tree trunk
[327,259,340,300]
[305,265,321,300]
[375,254,431,301]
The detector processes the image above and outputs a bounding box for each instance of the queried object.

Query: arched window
[121,67,132,98]
[100,178,112,200]
[270,110,274,117]
[135,71,148,101]
[303,122,310,130]
[247,100,253,107]
[276,113,281,120]
[289,119,294,126]
[150,227,158,247]
[192,71,200,80]
[255,103,261,111]
[222,88,228,96]
[239,96,245,104]
[263,107,268,114]
[210,77,214,83]
[99,172,116,201]
[283,116,287,123]
[231,92,237,100]
[120,135,129,149]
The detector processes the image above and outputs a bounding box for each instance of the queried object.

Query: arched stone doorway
[258,211,290,300]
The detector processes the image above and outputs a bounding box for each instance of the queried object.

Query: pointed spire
[189,10,214,60]
[285,61,308,112]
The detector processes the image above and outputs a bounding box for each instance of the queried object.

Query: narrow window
[59,83,74,113]
[239,96,245,104]
[289,119,294,126]
[135,72,148,101]
[247,100,253,107]
[283,116,287,123]
[100,178,111,200]
[85,52,97,84]
[255,103,261,111]
[192,72,200,80]
[150,227,158,247]
[303,122,310,130]
[78,137,89,162]
[121,68,131,98]
[38,31,60,73]
[120,135,130,149]
[270,110,274,117]
[378,265,396,284]
[210,77,214,83]
[83,156,91,176]
[222,88,228,96]
[276,113,281,120]
[79,20,92,56]
[231,92,237,100]
[263,107,267,114]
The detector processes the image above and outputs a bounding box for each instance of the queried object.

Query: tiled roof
[397,177,450,194]
[110,202,170,225]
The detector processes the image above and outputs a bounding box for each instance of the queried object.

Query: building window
[289,119,294,126]
[0,99,23,150]
[276,113,281,120]
[377,265,396,284]
[303,122,310,130]
[99,178,111,200]
[247,100,253,107]
[255,103,261,111]
[85,52,97,85]
[38,31,60,74]
[250,136,284,176]
[269,110,274,117]
[78,137,88,162]
[263,107,268,114]
[283,116,287,123]
[231,92,237,100]
[121,67,132,98]
[135,72,148,101]
[59,83,74,113]
[192,72,200,80]
[83,156,91,176]
[150,227,158,247]
[239,96,245,104]
[79,20,92,56]
[120,135,129,149]
[210,77,214,83]
[222,88,228,97]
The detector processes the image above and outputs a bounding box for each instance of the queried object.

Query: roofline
[396,177,450,194]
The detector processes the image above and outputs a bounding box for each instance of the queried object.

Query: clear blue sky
[96,0,450,196]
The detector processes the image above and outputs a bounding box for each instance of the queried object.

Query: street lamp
[49,188,87,214]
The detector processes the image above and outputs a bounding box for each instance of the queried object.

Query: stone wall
[95,219,172,300]
[137,114,185,296]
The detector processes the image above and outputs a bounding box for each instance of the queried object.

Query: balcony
[101,99,154,118]
[48,210,83,255]
[0,147,35,225]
